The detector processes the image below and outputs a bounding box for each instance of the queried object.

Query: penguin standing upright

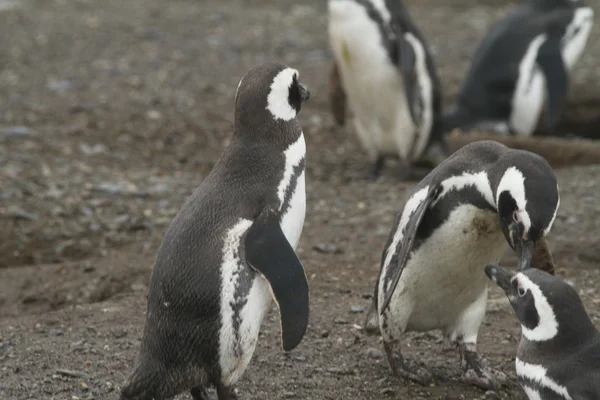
[443,0,594,137]
[328,0,448,180]
[120,62,311,400]
[485,264,600,399]
[363,140,561,389]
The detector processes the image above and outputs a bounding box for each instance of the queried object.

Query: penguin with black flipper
[443,0,594,137]
[328,0,448,181]
[363,140,561,389]
[120,62,311,400]
[485,264,600,399]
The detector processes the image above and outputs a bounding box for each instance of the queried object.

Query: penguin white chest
[278,134,306,249]
[511,34,547,136]
[385,205,508,334]
[328,1,415,159]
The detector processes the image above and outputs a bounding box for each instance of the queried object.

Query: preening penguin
[485,265,600,399]
[120,62,311,400]
[443,0,594,137]
[328,0,448,180]
[363,140,560,389]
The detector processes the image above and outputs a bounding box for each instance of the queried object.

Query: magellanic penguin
[328,0,448,180]
[363,140,561,389]
[485,264,600,399]
[443,0,594,137]
[120,62,311,400]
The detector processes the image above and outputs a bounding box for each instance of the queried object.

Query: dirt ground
[1,0,600,399]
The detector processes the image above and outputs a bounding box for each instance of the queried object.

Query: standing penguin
[443,0,594,137]
[120,62,311,400]
[328,0,448,180]
[363,140,560,389]
[485,264,600,399]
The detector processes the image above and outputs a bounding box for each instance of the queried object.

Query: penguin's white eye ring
[518,286,526,297]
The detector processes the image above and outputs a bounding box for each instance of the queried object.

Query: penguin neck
[440,105,476,134]
[520,308,600,357]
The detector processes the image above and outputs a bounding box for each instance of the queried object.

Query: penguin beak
[515,237,534,271]
[484,264,515,294]
[299,84,311,102]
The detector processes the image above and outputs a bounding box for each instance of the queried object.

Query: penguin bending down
[120,62,311,400]
[363,140,560,389]
[443,0,594,137]
[328,0,448,181]
[485,265,600,399]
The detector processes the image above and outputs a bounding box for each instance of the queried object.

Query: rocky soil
[1,0,599,399]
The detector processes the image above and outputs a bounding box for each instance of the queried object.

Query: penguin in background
[485,264,600,399]
[363,140,561,389]
[328,0,449,181]
[120,62,311,400]
[443,0,594,137]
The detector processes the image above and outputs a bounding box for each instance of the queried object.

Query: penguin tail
[363,299,381,336]
[120,362,164,400]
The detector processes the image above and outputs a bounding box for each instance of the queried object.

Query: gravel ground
[1,0,600,399]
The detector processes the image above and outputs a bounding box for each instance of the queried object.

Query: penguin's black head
[234,62,310,129]
[485,264,593,343]
[495,155,560,272]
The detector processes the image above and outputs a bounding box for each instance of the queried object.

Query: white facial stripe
[266,68,299,121]
[515,273,559,341]
[544,186,560,236]
[436,171,495,208]
[516,358,572,400]
[497,167,531,232]
[379,186,429,302]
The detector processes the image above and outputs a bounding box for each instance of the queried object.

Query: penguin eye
[518,286,526,297]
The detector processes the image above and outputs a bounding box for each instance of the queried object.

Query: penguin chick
[363,140,560,390]
[328,0,448,181]
[120,62,311,400]
[443,0,594,137]
[485,264,600,399]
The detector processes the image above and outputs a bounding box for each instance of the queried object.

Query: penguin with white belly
[443,0,595,137]
[328,0,448,180]
[120,62,311,400]
[485,264,600,399]
[363,140,560,389]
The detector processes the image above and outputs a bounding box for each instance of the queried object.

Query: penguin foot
[458,343,507,390]
[383,340,433,385]
[191,386,216,400]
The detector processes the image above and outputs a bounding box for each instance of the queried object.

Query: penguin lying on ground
[443,0,594,137]
[485,264,600,399]
[328,0,448,180]
[363,140,560,389]
[120,62,311,400]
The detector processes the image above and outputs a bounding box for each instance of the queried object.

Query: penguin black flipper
[397,34,423,125]
[536,35,569,128]
[380,186,440,314]
[244,207,309,352]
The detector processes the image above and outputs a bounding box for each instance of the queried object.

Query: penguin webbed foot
[362,299,380,336]
[458,343,507,390]
[383,340,433,385]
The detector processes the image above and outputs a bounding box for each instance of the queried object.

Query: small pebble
[292,356,307,362]
[380,388,394,395]
[350,305,364,313]
[48,329,64,336]
[283,391,296,398]
[483,390,499,399]
[364,348,384,359]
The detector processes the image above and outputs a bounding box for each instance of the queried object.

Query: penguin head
[495,156,560,272]
[531,0,589,10]
[234,62,310,132]
[485,264,590,343]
